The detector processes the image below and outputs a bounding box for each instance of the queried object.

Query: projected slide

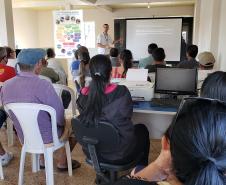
[126,18,182,61]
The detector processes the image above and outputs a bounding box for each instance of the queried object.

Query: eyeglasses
[168,97,226,139]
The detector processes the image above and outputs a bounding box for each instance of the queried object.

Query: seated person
[109,48,119,67]
[40,59,60,83]
[5,46,16,59]
[112,49,133,78]
[138,43,158,69]
[201,71,226,101]
[177,44,199,69]
[74,51,91,91]
[117,98,226,185]
[197,51,216,89]
[0,47,16,166]
[0,47,16,82]
[46,48,67,85]
[198,51,216,80]
[0,109,13,166]
[0,48,80,170]
[77,54,150,165]
[145,48,166,73]
[71,46,89,81]
[130,70,226,183]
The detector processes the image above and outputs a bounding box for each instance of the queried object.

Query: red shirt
[0,64,16,82]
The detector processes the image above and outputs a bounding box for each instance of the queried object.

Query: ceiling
[12,0,195,11]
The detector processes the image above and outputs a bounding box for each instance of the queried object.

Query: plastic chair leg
[44,148,54,185]
[0,160,4,180]
[65,141,72,176]
[32,154,40,172]
[7,119,14,146]
[18,147,26,185]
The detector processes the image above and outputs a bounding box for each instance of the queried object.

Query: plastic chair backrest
[4,103,58,152]
[53,84,76,115]
[72,118,119,152]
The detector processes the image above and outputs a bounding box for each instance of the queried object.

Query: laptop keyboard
[151,98,182,108]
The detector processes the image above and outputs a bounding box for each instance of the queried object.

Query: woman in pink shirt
[112,49,133,78]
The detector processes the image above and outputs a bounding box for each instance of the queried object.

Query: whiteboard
[126,18,182,61]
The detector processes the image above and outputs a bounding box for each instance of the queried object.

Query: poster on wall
[53,10,84,58]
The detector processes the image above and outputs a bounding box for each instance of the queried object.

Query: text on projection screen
[126,19,182,61]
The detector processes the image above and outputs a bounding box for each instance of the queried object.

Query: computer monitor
[155,68,197,95]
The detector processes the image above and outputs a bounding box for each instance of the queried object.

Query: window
[84,21,95,48]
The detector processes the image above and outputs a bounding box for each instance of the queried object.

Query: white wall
[13,9,39,48]
[194,0,226,71]
[12,5,194,81]
[13,5,194,49]
[218,0,226,70]
[37,11,54,48]
[0,0,15,47]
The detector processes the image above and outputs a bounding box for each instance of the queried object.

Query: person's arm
[132,137,172,182]
[97,43,110,49]
[112,38,123,45]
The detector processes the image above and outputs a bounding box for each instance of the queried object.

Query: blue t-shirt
[71,60,80,71]
[71,60,80,82]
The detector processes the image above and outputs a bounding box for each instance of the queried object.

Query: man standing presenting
[97,24,121,55]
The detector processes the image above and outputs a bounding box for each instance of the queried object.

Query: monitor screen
[155,68,197,95]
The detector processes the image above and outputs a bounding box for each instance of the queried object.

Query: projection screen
[126,18,182,61]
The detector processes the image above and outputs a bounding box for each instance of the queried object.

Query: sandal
[57,160,81,172]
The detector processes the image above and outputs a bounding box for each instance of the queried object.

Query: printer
[111,69,154,101]
[118,80,154,101]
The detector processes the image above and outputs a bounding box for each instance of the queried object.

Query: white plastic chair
[6,118,14,146]
[0,82,14,147]
[53,84,77,116]
[0,159,3,180]
[4,103,72,185]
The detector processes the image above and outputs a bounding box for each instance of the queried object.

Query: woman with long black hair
[114,98,226,185]
[77,54,150,166]
[112,49,133,78]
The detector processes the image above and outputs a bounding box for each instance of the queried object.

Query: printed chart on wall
[53,10,84,58]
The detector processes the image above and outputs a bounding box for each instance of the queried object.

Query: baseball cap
[17,48,46,66]
[198,52,215,67]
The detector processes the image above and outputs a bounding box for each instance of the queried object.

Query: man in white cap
[197,51,216,88]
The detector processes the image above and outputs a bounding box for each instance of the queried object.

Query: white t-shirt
[97,32,113,55]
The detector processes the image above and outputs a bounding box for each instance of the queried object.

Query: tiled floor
[0,128,161,185]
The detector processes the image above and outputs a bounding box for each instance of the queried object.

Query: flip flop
[57,160,81,172]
